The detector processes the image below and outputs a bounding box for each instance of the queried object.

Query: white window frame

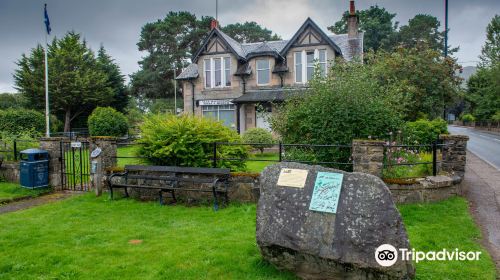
[294,49,328,84]
[204,56,231,89]
[201,104,236,129]
[256,59,271,86]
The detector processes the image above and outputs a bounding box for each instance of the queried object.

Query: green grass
[398,197,496,280]
[245,152,279,173]
[0,194,495,279]
[0,182,50,203]
[116,145,147,167]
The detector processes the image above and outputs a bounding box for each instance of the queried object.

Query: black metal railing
[213,142,353,172]
[0,139,40,161]
[382,141,447,178]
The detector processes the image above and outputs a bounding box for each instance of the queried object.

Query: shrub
[88,107,128,137]
[0,109,46,137]
[491,112,500,122]
[137,114,248,170]
[242,128,275,153]
[403,118,448,145]
[271,61,403,168]
[460,113,476,123]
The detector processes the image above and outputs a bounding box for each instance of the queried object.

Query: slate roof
[176,18,364,80]
[232,88,306,104]
[176,63,198,80]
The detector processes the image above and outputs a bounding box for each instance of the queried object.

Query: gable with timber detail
[202,36,230,55]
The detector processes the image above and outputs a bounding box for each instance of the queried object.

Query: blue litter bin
[19,149,49,189]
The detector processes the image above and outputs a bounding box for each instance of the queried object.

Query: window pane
[307,66,314,81]
[319,63,326,76]
[219,108,235,129]
[258,69,270,85]
[257,59,269,70]
[224,57,231,86]
[214,58,221,87]
[295,52,302,83]
[306,52,314,65]
[204,59,211,88]
[319,50,326,62]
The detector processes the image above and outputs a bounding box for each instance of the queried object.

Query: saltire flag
[44,4,51,35]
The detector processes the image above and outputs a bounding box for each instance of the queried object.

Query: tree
[479,15,500,67]
[395,14,458,54]
[370,44,462,120]
[221,22,281,43]
[14,32,115,132]
[0,93,26,109]
[466,63,500,120]
[130,12,213,99]
[329,5,398,52]
[97,46,128,112]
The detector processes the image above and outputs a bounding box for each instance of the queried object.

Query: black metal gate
[60,141,91,191]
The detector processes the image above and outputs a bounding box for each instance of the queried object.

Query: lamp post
[443,0,449,120]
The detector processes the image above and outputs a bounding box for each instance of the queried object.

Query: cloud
[0,0,498,92]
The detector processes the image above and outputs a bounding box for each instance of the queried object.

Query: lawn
[0,194,495,279]
[245,152,279,173]
[0,182,50,203]
[399,197,496,280]
[116,145,148,167]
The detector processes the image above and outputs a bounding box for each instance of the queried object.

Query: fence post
[212,142,217,168]
[13,139,17,161]
[432,141,437,176]
[278,141,282,162]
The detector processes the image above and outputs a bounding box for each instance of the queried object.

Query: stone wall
[352,140,385,177]
[386,175,462,204]
[440,134,469,180]
[39,137,66,190]
[0,162,20,182]
[106,172,260,204]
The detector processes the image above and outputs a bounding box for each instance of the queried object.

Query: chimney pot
[350,1,356,15]
[210,19,218,29]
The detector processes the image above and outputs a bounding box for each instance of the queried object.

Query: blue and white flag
[44,4,51,35]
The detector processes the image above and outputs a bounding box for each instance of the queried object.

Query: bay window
[256,59,270,85]
[294,49,328,83]
[204,56,231,88]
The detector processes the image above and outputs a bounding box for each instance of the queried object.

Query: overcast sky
[0,0,498,92]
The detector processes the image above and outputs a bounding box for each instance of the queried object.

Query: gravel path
[0,191,79,215]
[462,152,500,276]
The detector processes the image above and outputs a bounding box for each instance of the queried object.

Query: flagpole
[44,5,50,137]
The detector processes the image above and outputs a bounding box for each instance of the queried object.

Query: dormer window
[204,57,231,89]
[256,59,270,85]
[295,49,327,84]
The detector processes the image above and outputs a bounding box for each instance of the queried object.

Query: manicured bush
[88,107,128,137]
[137,114,248,170]
[460,113,476,123]
[403,118,448,145]
[242,128,275,153]
[0,109,45,136]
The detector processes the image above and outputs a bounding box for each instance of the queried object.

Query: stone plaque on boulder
[257,162,415,279]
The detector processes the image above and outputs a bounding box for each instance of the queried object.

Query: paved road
[448,125,500,170]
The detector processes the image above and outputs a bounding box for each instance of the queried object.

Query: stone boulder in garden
[256,162,415,279]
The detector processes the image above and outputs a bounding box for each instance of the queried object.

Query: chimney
[347,0,359,38]
[210,19,219,30]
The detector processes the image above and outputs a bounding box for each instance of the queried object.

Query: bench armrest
[108,171,128,186]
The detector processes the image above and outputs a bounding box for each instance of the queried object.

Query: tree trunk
[64,109,71,133]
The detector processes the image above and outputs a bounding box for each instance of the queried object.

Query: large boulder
[257,162,415,279]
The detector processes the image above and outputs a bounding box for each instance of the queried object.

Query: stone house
[176,1,363,134]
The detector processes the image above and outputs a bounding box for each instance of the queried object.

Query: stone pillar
[89,137,117,196]
[352,140,385,177]
[439,134,469,180]
[39,137,67,190]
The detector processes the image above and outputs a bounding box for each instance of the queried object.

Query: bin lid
[20,148,48,154]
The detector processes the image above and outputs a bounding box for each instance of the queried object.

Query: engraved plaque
[277,168,308,188]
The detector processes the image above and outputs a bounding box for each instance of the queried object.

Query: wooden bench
[107,165,231,210]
